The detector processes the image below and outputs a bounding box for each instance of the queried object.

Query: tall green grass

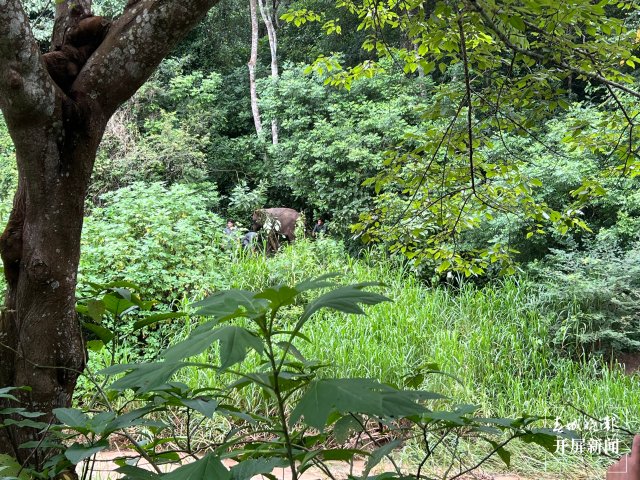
[178,238,640,429]
[82,237,639,477]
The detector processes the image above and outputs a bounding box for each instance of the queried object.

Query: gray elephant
[251,208,302,252]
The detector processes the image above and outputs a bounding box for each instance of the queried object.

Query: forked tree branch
[73,0,221,118]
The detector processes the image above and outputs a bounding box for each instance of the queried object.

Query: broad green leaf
[115,465,159,479]
[320,448,364,461]
[294,273,340,292]
[297,283,390,330]
[104,405,155,433]
[162,326,263,369]
[181,398,219,418]
[86,340,104,352]
[229,458,288,480]
[65,441,108,464]
[363,439,402,477]
[108,362,186,393]
[290,379,434,429]
[82,322,114,344]
[333,414,363,443]
[254,285,299,309]
[0,408,42,418]
[0,454,30,479]
[87,300,105,322]
[87,411,117,435]
[133,312,187,331]
[522,432,558,453]
[103,293,138,317]
[54,408,88,428]
[0,386,29,402]
[192,290,268,319]
[3,418,50,429]
[162,453,230,480]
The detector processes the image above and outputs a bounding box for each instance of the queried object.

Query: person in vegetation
[607,435,640,479]
[242,230,258,250]
[224,219,237,236]
[223,219,241,250]
[312,218,327,237]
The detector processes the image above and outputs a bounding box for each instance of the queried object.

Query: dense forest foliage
[1,0,640,477]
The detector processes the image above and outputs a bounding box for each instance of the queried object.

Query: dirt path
[79,451,561,480]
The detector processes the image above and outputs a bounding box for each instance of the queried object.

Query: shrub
[535,242,640,357]
[80,182,226,303]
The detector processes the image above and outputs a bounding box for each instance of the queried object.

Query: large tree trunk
[0,0,219,468]
[0,99,104,464]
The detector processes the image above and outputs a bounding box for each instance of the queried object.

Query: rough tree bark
[0,0,219,467]
[248,0,263,135]
[257,0,279,144]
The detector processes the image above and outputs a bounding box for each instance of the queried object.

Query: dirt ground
[78,451,568,479]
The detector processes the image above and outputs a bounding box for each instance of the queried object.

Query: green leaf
[54,408,88,428]
[3,418,50,429]
[508,16,525,31]
[104,405,155,433]
[181,398,219,418]
[294,273,340,292]
[86,340,105,352]
[115,465,159,479]
[0,454,30,479]
[107,362,186,393]
[65,441,108,464]
[297,283,390,330]
[363,439,402,477]
[0,386,29,402]
[290,379,436,429]
[162,326,263,369]
[522,432,558,453]
[133,312,187,330]
[87,300,105,322]
[333,414,363,443]
[254,285,299,309]
[0,408,42,418]
[487,439,511,467]
[321,448,364,461]
[192,290,268,319]
[103,293,137,317]
[229,458,288,480]
[82,322,114,344]
[162,454,230,480]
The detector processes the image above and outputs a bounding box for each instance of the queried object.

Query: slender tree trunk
[248,0,263,135]
[257,0,279,144]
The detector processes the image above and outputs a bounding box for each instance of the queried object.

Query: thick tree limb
[73,0,220,118]
[0,0,57,124]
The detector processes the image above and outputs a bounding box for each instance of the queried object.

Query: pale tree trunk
[248,0,263,135]
[0,0,219,468]
[257,0,279,144]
